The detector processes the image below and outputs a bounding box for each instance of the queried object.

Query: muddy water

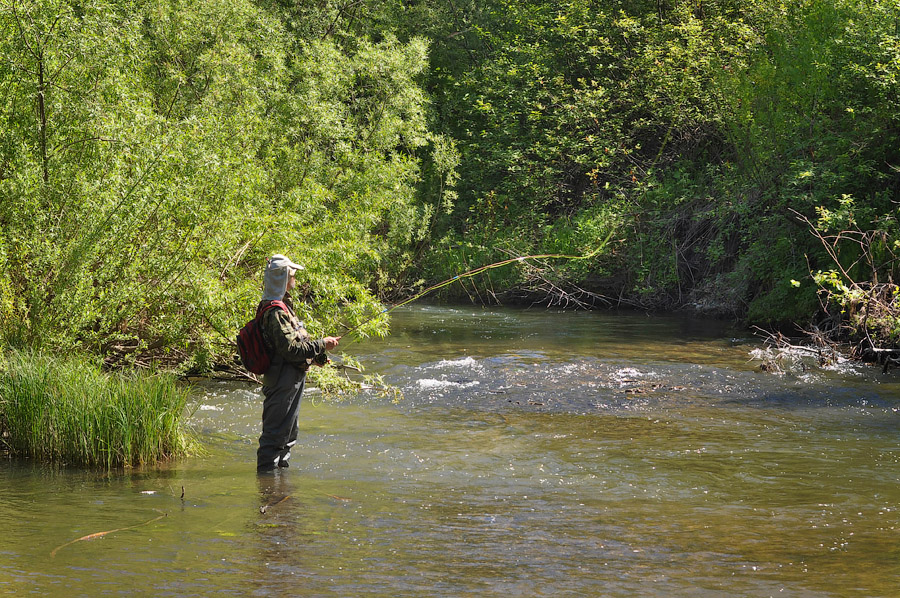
[1,306,898,596]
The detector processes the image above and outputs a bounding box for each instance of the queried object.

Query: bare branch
[322,0,364,39]
[789,208,858,285]
[49,136,131,158]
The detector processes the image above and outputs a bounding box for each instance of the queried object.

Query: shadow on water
[2,306,899,597]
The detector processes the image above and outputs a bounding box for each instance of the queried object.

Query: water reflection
[249,471,303,592]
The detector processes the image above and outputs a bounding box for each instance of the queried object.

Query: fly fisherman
[257,254,340,472]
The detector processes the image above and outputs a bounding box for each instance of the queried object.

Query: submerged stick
[50,513,167,558]
[259,495,291,514]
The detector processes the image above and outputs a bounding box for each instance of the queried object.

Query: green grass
[0,351,196,469]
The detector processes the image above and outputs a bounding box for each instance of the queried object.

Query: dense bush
[412,0,900,327]
[0,0,454,368]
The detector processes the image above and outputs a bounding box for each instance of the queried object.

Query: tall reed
[0,351,196,468]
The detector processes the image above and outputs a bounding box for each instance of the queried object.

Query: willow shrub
[0,0,449,373]
[0,351,196,468]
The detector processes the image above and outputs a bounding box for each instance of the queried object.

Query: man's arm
[265,309,327,365]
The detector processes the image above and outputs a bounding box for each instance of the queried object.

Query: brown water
[2,306,899,596]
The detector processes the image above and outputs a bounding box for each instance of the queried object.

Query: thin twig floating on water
[50,513,167,558]
[319,491,352,502]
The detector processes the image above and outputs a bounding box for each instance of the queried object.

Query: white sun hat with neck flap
[262,254,304,301]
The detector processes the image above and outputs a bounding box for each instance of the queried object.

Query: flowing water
[2,306,899,597]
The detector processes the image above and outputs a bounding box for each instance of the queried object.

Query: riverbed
[2,306,898,596]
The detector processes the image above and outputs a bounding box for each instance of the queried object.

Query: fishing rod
[333,101,674,348]
[338,236,612,344]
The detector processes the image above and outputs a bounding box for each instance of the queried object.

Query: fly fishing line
[339,233,613,344]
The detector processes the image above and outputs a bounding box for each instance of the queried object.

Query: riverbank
[423,252,900,370]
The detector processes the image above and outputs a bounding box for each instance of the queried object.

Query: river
[1,306,898,596]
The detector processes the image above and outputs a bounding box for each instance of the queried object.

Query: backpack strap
[256,299,288,318]
[255,300,288,355]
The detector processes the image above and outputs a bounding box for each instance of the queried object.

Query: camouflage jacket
[259,295,326,370]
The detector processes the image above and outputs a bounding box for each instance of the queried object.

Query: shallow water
[2,306,899,596]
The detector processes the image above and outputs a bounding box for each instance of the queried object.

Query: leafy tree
[403,0,900,326]
[0,0,448,374]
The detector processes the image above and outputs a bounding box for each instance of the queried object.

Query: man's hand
[311,337,340,367]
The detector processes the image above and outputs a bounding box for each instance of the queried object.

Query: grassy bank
[0,352,196,469]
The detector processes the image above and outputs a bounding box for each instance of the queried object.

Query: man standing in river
[256,254,340,472]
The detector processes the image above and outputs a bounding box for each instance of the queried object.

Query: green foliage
[0,0,448,369]
[410,0,900,322]
[802,193,900,347]
[0,350,196,467]
[307,355,402,404]
[3,0,900,366]
[412,0,758,303]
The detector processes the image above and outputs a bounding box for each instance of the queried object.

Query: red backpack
[236,300,287,374]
